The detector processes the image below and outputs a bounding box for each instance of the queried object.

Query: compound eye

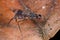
[16,10,23,15]
[11,9,23,15]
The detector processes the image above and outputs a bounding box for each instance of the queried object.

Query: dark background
[50,30,60,40]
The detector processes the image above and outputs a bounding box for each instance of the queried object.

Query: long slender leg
[7,17,14,26]
[15,17,23,40]
[18,0,32,14]
[7,14,17,25]
[18,0,29,11]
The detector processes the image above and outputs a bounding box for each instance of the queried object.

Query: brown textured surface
[0,0,60,40]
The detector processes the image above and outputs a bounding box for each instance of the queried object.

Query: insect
[8,9,41,25]
[7,0,42,40]
[8,0,42,25]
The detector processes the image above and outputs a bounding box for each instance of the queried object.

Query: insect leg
[7,15,17,26]
[7,17,14,26]
[15,16,23,40]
